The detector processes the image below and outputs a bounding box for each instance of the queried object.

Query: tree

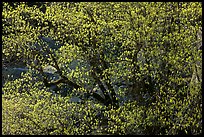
[2,2,202,135]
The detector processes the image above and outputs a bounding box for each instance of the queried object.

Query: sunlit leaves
[2,2,202,135]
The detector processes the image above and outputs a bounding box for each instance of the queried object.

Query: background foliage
[2,2,202,135]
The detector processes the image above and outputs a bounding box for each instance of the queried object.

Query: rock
[68,96,82,103]
[39,36,63,50]
[43,65,57,74]
[2,67,29,85]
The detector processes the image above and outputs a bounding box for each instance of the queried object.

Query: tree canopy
[2,2,202,135]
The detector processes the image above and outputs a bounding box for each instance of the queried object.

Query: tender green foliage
[2,2,202,135]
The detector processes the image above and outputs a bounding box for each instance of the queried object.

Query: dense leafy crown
[2,2,202,135]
